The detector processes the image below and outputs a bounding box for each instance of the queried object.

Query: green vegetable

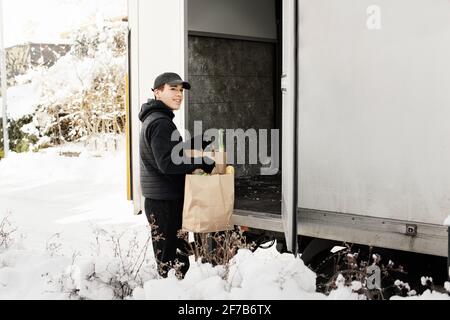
[218,129,225,152]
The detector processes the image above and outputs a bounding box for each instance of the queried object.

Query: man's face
[154,84,184,111]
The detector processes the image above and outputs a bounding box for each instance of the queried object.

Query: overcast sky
[1,0,127,47]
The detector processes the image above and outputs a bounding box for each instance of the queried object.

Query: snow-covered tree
[27,20,127,146]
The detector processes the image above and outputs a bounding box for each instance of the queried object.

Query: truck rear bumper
[232,208,448,257]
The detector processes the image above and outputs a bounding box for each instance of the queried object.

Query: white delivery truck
[126,0,449,273]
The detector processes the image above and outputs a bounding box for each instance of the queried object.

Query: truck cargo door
[128,0,188,215]
[281,0,298,254]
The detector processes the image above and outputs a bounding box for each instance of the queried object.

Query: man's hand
[192,169,204,175]
[202,157,215,174]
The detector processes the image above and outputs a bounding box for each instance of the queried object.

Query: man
[139,72,214,279]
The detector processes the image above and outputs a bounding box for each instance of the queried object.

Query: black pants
[144,198,190,278]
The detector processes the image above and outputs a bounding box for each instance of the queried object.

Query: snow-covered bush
[0,115,39,154]
[312,244,409,300]
[71,21,126,59]
[13,21,128,148]
[46,233,63,258]
[47,226,157,300]
[162,227,255,280]
[393,280,416,297]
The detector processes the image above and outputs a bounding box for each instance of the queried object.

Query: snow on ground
[137,245,324,300]
[0,140,324,299]
[0,140,326,300]
[0,138,142,252]
[1,141,449,300]
[0,139,151,299]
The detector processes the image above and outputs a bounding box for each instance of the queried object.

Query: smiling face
[154,84,184,111]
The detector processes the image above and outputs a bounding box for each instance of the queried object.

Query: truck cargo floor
[235,174,281,215]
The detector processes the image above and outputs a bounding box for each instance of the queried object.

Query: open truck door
[127,0,188,214]
[281,0,299,254]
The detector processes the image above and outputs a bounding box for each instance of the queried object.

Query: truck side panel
[298,0,450,226]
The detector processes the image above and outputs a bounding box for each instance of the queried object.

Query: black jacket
[139,99,214,200]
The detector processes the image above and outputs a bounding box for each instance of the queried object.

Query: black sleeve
[148,119,214,175]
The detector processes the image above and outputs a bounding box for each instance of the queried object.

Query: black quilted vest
[139,100,185,200]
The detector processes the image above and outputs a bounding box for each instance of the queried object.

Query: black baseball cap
[152,72,191,91]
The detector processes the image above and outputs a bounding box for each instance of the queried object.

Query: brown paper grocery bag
[182,172,235,233]
[185,149,202,158]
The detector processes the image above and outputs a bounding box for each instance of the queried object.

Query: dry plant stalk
[180,228,255,279]
[0,214,17,250]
